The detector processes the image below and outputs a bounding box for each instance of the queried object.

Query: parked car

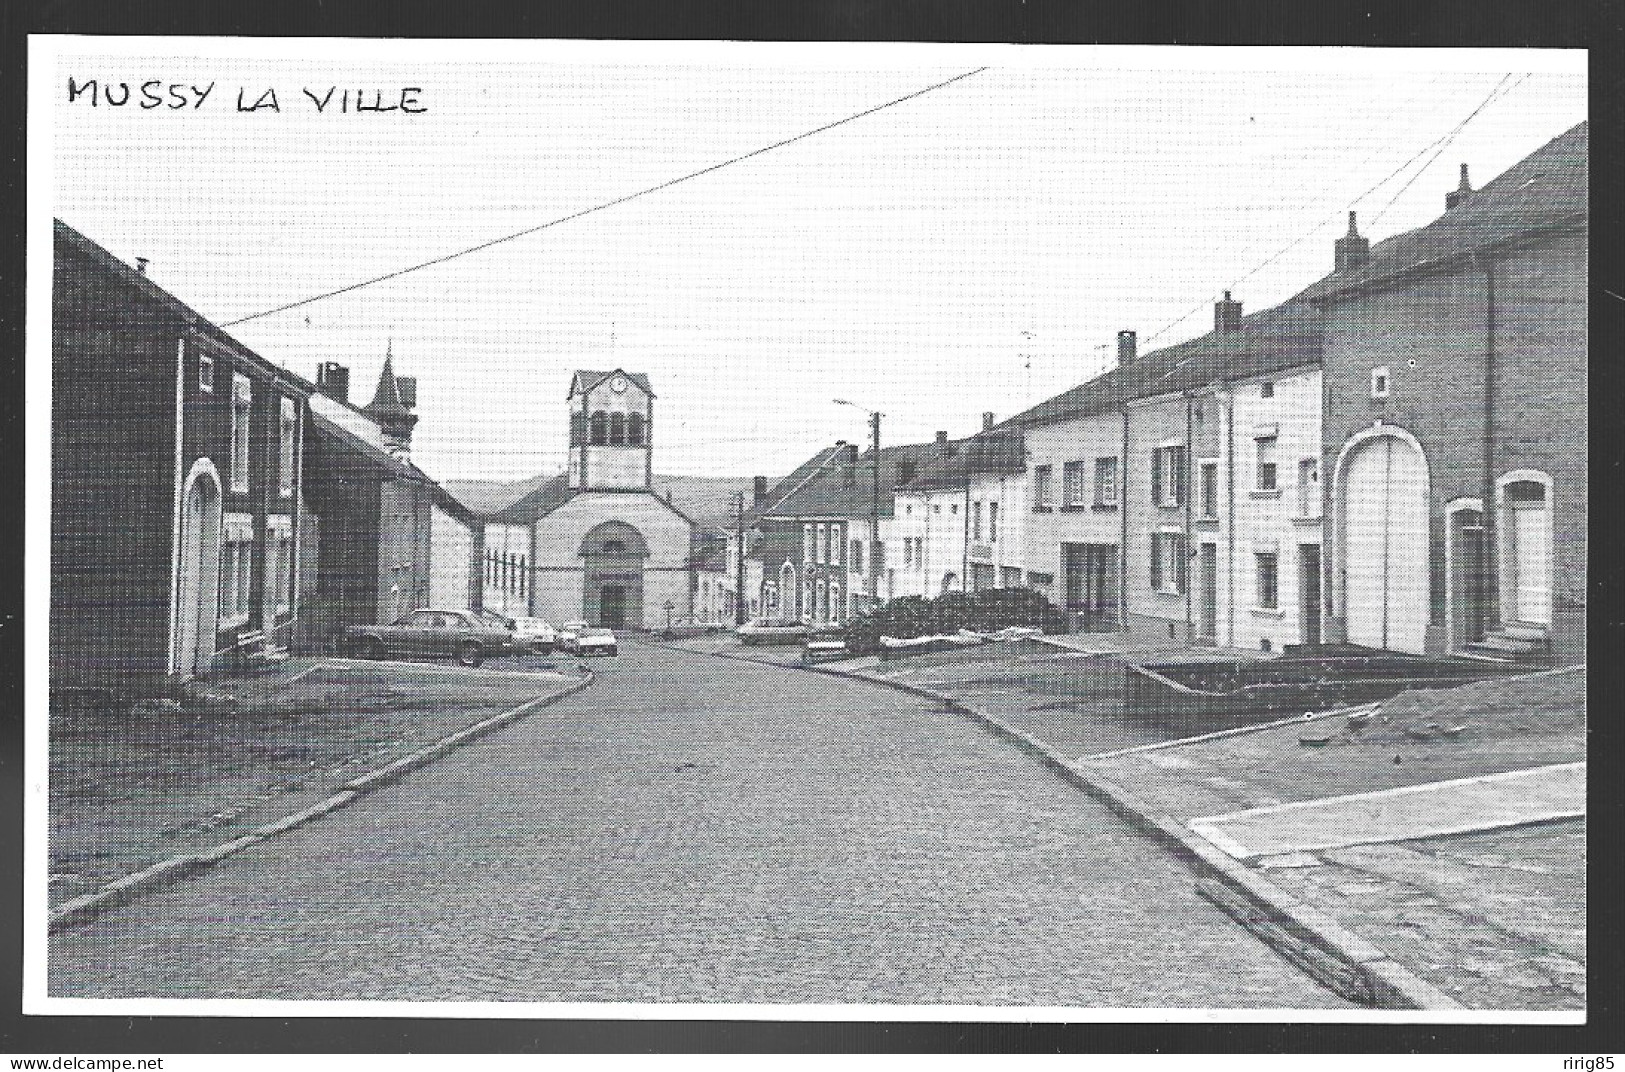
[803,625,849,663]
[737,618,812,646]
[572,627,619,657]
[509,616,557,654]
[344,609,515,666]
[556,620,589,652]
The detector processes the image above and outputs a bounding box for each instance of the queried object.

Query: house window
[1298,457,1320,517]
[1033,465,1054,509]
[198,348,214,392]
[1256,551,1279,610]
[1095,457,1118,506]
[1151,531,1187,595]
[230,374,252,494]
[1152,445,1186,507]
[1199,460,1219,519]
[1260,381,1275,398]
[903,537,913,566]
[1063,461,1086,507]
[803,524,814,564]
[950,503,958,515]
[932,504,941,515]
[989,501,1000,542]
[1256,436,1278,492]
[278,396,297,497]
[266,515,294,615]
[590,411,608,444]
[971,501,983,541]
[220,513,255,626]
[1371,366,1390,399]
[627,411,645,445]
[851,538,864,574]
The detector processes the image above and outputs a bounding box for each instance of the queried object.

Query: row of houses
[741,122,1586,667]
[51,222,732,694]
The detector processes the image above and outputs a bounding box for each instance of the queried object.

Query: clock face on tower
[610,375,628,394]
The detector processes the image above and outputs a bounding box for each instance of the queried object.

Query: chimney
[935,430,948,447]
[843,442,860,465]
[1446,163,1473,210]
[396,376,417,410]
[1334,210,1371,273]
[753,476,768,505]
[1117,329,1137,366]
[134,257,149,275]
[316,361,350,403]
[982,411,995,432]
[1215,290,1242,334]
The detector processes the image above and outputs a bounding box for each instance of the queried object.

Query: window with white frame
[1371,366,1390,399]
[1033,465,1054,509]
[851,538,864,574]
[802,524,814,564]
[1256,435,1278,492]
[230,374,252,494]
[266,515,294,615]
[1063,461,1086,507]
[971,501,983,541]
[278,396,297,497]
[1094,457,1118,506]
[1297,457,1321,517]
[989,501,1000,542]
[903,537,913,566]
[1199,460,1219,519]
[198,347,214,393]
[1150,530,1187,594]
[1256,551,1279,610]
[220,513,255,626]
[1152,445,1186,507]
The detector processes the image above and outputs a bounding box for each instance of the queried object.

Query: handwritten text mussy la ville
[66,79,426,114]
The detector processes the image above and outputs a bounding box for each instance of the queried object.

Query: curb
[49,671,596,934]
[801,659,1462,1010]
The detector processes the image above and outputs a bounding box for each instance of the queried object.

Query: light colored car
[572,627,618,657]
[556,620,589,652]
[736,618,812,646]
[509,616,557,654]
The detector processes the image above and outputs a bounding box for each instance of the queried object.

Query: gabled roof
[1302,121,1587,302]
[1000,296,1322,430]
[570,369,655,398]
[748,433,1014,520]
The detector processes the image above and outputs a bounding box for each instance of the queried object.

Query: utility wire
[1140,72,1519,350]
[223,67,988,327]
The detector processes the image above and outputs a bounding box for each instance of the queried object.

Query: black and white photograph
[24,34,1588,1031]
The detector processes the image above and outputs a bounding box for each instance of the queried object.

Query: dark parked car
[344,609,516,666]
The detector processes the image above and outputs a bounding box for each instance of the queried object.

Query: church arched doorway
[579,520,648,629]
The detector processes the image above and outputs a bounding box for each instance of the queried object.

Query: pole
[870,410,882,610]
[734,490,748,625]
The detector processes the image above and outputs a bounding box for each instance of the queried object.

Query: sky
[42,42,1586,484]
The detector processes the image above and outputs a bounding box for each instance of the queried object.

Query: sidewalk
[49,656,585,910]
[832,641,1585,1010]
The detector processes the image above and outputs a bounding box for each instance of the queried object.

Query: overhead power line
[1140,72,1520,350]
[223,67,989,327]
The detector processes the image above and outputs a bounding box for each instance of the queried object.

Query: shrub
[843,587,1065,655]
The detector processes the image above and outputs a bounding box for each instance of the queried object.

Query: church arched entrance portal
[580,520,648,630]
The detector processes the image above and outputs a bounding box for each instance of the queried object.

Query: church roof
[571,369,655,398]
[488,472,573,525]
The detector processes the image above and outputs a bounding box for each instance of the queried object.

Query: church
[479,370,699,630]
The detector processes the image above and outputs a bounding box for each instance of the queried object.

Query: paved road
[51,639,1344,1007]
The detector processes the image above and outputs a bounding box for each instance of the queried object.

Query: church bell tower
[567,369,653,491]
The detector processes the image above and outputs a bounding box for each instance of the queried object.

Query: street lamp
[833,399,883,613]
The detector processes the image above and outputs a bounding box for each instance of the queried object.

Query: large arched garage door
[1339,431,1430,653]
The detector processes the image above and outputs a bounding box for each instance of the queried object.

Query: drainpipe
[1120,406,1130,631]
[1184,392,1195,643]
[963,482,971,590]
[1480,252,1500,631]
[1226,386,1237,648]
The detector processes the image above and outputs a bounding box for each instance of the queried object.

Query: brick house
[51,220,312,691]
[1308,122,1586,664]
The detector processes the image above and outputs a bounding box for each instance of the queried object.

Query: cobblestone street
[51,639,1344,1007]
